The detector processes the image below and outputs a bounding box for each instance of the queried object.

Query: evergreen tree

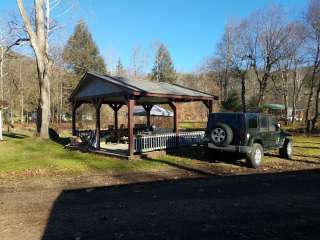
[115,58,125,76]
[63,21,106,76]
[151,44,177,83]
[221,90,242,112]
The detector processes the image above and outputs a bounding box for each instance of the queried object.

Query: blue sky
[0,0,308,73]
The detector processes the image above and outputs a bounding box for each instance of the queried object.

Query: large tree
[63,21,106,76]
[246,6,292,106]
[16,0,52,138]
[272,22,306,125]
[304,0,320,130]
[216,22,234,102]
[151,44,177,83]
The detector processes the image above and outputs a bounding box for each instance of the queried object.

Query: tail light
[240,132,246,141]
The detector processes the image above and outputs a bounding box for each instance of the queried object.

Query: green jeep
[205,112,293,168]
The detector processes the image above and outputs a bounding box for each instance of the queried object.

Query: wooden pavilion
[70,72,217,157]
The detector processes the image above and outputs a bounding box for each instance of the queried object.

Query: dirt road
[1,169,320,240]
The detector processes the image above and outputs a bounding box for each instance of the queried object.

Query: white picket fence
[134,131,205,153]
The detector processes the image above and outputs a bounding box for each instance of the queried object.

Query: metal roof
[70,72,217,102]
[110,74,214,98]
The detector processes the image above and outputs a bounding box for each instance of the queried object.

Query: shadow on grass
[49,128,70,146]
[295,146,320,150]
[165,146,246,168]
[3,132,29,139]
[294,154,320,159]
[295,141,320,144]
[141,156,214,176]
[41,169,320,240]
[266,153,320,165]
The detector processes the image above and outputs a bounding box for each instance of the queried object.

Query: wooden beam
[127,98,135,156]
[202,100,213,114]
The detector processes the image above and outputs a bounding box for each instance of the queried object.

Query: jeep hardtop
[205,112,292,168]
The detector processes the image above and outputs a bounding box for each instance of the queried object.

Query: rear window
[248,115,258,128]
[209,113,243,129]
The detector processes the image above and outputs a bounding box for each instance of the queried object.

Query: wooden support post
[72,106,76,136]
[169,102,178,134]
[109,104,123,131]
[94,98,102,149]
[109,104,123,143]
[142,105,153,129]
[115,109,118,131]
[202,100,214,114]
[72,101,81,136]
[127,98,135,156]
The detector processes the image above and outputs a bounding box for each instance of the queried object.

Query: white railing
[134,131,205,153]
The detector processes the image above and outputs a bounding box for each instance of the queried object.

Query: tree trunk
[20,62,24,124]
[291,69,297,125]
[0,110,2,141]
[305,43,320,131]
[257,72,270,106]
[59,78,63,123]
[37,63,50,138]
[0,45,3,101]
[223,68,229,101]
[305,68,316,131]
[17,0,51,138]
[240,73,246,112]
[283,92,288,126]
[311,79,320,129]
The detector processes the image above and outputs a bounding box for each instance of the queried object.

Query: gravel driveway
[1,169,319,240]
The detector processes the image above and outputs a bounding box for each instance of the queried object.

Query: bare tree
[16,0,52,138]
[0,19,16,102]
[0,32,5,102]
[229,20,254,112]
[291,63,308,124]
[216,22,234,101]
[130,45,148,79]
[247,6,292,106]
[272,22,306,124]
[304,0,320,130]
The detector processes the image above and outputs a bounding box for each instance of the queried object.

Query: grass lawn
[292,135,320,156]
[0,130,319,183]
[0,132,171,179]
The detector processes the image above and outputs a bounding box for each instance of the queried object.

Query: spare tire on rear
[210,123,233,146]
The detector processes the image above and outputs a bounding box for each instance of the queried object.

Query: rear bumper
[208,142,251,154]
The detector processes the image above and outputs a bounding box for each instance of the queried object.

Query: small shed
[70,72,218,157]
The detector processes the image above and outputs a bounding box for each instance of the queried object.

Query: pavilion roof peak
[70,71,218,102]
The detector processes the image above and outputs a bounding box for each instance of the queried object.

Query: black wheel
[246,143,264,168]
[279,139,293,159]
[210,123,233,146]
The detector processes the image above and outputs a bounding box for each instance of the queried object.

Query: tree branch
[16,0,37,44]
[6,38,30,51]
